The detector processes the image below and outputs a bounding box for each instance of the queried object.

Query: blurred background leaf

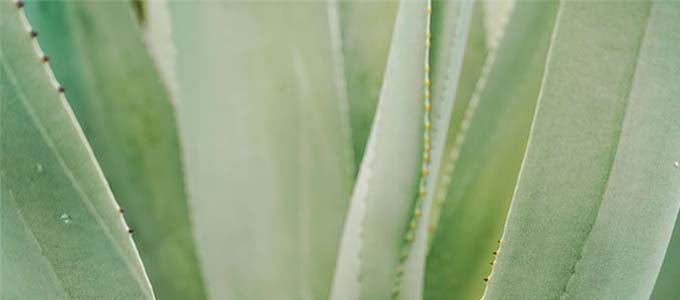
[164,1,355,298]
[338,0,398,170]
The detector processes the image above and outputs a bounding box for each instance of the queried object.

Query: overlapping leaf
[1,1,154,298]
[483,2,680,299]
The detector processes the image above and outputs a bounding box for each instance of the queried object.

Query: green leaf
[330,1,473,298]
[400,0,474,298]
[483,2,680,299]
[22,2,206,299]
[0,1,154,299]
[652,212,680,300]
[165,2,355,299]
[339,0,398,169]
[425,2,558,299]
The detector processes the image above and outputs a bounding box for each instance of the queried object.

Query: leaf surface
[330,0,473,298]
[166,2,355,299]
[483,2,680,299]
[425,2,558,299]
[339,0,398,169]
[0,1,154,299]
[22,2,207,299]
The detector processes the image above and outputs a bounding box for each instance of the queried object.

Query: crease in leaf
[483,1,680,299]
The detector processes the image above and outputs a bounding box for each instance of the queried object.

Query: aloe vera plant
[1,0,678,299]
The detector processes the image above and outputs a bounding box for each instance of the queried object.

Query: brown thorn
[16,0,24,8]
[30,30,38,38]
[41,56,49,63]
[118,207,125,214]
[127,228,134,234]
[57,86,65,93]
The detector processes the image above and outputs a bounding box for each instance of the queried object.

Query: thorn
[16,0,24,8]
[427,32,432,39]
[401,249,409,260]
[392,288,400,297]
[424,144,431,152]
[425,79,431,87]
[57,86,65,93]
[483,277,489,282]
[425,91,431,99]
[118,207,125,214]
[425,103,432,111]
[41,56,49,63]
[492,251,498,256]
[490,261,495,266]
[425,122,432,129]
[127,228,134,234]
[30,30,38,38]
[427,7,432,14]
[497,239,502,244]
[426,41,431,48]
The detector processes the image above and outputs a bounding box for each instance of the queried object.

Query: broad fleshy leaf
[0,1,154,299]
[22,2,207,299]
[483,2,680,299]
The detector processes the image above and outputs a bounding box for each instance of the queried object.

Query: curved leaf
[330,0,473,298]
[483,2,680,299]
[1,1,154,299]
[339,0,398,169]
[425,2,558,299]
[166,1,355,299]
[22,2,206,299]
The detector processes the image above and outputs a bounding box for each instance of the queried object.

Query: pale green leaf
[21,1,207,299]
[483,2,680,299]
[339,0,398,169]
[0,1,154,299]
[166,1,355,299]
[425,2,558,299]
[330,0,473,298]
[400,0,474,298]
